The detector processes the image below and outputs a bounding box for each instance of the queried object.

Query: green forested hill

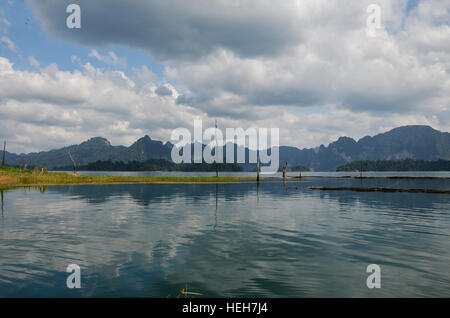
[4,137,125,169]
[4,136,172,169]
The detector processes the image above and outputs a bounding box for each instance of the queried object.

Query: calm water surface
[0,175,449,297]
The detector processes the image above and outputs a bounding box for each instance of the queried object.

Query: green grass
[0,166,27,173]
[0,167,256,189]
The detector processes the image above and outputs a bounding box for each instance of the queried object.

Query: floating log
[291,176,450,180]
[308,186,450,194]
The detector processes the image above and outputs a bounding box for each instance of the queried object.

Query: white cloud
[2,0,449,153]
[0,17,10,28]
[28,56,40,68]
[28,1,450,113]
[2,54,444,154]
[0,57,204,153]
[71,55,81,64]
[88,50,127,68]
[1,35,15,51]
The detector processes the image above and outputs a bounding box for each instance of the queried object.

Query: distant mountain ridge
[281,125,450,171]
[1,136,170,169]
[2,125,450,171]
[114,135,172,162]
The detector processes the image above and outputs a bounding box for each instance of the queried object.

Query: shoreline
[2,167,450,190]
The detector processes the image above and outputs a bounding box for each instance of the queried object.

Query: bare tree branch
[68,150,77,174]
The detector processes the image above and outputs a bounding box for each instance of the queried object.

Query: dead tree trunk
[39,166,47,176]
[68,150,77,174]
[256,156,260,183]
[1,140,5,168]
[282,162,288,180]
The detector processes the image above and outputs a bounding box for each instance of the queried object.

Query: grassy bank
[0,167,255,189]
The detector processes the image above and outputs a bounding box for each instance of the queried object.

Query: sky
[0,0,449,153]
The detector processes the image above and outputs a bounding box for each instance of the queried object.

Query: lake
[1,173,449,297]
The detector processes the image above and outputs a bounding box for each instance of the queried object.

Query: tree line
[336,159,450,172]
[54,159,244,172]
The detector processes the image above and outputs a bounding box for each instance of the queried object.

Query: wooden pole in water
[256,155,260,183]
[215,119,219,177]
[282,162,288,192]
[360,161,363,178]
[1,190,4,217]
[214,183,218,231]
